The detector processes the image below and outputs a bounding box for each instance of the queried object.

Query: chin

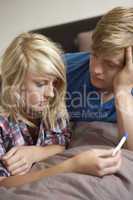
[91,79,112,92]
[30,106,44,113]
[36,107,44,112]
[91,78,104,88]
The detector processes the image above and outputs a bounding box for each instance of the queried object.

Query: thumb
[93,148,114,158]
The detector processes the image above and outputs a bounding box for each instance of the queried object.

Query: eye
[35,82,46,87]
[53,80,58,87]
[107,62,120,69]
[107,63,114,68]
[103,60,114,69]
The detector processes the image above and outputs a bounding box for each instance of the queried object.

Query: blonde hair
[0,32,68,128]
[92,7,133,55]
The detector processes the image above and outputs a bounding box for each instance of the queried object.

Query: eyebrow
[32,76,57,82]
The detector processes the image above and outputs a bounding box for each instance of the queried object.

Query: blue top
[64,52,116,122]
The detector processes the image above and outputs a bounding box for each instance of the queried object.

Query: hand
[113,46,133,90]
[0,177,6,181]
[2,146,35,175]
[73,148,122,177]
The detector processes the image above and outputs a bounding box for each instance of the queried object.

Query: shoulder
[0,115,9,123]
[63,52,90,71]
[65,52,91,89]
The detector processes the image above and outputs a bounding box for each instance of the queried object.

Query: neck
[26,115,41,127]
[21,108,42,127]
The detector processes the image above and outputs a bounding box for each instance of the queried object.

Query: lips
[96,77,104,81]
[91,75,104,81]
[38,101,48,106]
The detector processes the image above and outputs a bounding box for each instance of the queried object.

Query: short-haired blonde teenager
[0,32,70,179]
[91,7,133,151]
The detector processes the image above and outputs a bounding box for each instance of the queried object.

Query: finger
[4,153,21,166]
[102,155,122,176]
[7,158,26,172]
[2,147,17,160]
[100,151,121,169]
[19,168,31,175]
[125,46,132,67]
[11,164,30,175]
[92,148,114,157]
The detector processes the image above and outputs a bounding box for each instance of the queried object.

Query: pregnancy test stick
[112,133,128,156]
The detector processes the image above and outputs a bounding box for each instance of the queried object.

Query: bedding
[76,31,93,52]
[0,121,133,200]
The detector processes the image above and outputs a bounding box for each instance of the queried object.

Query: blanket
[0,122,133,200]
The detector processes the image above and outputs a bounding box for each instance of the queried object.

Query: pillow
[76,30,93,52]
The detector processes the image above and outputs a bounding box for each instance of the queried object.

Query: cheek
[25,90,41,105]
[110,69,119,78]
[89,57,95,72]
[105,70,118,85]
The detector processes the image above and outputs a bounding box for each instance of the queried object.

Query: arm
[31,145,65,162]
[2,120,70,175]
[0,177,6,181]
[0,154,75,188]
[0,148,121,188]
[114,47,133,150]
[2,145,65,175]
[3,144,65,162]
[114,89,133,150]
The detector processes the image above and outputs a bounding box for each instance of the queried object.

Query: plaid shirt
[0,115,71,177]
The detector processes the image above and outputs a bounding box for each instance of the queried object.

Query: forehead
[25,71,56,82]
[99,50,125,65]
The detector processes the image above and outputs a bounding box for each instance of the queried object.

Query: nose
[44,84,54,98]
[93,58,104,75]
[94,65,104,75]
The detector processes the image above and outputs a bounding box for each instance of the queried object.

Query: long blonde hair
[0,32,68,128]
[92,7,133,55]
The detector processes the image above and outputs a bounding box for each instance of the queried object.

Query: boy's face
[89,51,125,91]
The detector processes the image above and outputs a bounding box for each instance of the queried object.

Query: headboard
[32,15,102,52]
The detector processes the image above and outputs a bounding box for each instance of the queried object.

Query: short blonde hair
[92,7,133,55]
[0,32,68,128]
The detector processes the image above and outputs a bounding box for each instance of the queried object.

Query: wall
[0,0,132,55]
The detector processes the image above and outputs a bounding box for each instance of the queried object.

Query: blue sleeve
[63,52,90,73]
[63,52,90,91]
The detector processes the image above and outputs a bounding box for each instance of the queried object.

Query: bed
[0,121,133,200]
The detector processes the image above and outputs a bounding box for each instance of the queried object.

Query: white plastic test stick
[112,133,128,156]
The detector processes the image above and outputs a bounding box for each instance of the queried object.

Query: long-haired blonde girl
[0,32,70,179]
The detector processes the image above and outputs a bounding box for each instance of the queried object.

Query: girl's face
[22,71,57,112]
